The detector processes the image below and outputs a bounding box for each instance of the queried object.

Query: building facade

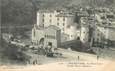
[36,10,77,41]
[32,25,61,48]
[94,24,115,47]
[31,9,91,48]
[93,8,115,47]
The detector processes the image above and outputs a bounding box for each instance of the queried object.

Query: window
[57,18,59,21]
[42,24,44,27]
[50,14,52,17]
[109,23,111,25]
[57,23,59,26]
[42,19,44,22]
[43,14,45,17]
[49,19,52,23]
[63,23,65,26]
[63,17,65,21]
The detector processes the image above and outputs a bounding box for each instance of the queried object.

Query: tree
[1,0,34,26]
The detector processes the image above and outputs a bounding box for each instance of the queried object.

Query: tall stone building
[36,10,77,41]
[36,10,89,42]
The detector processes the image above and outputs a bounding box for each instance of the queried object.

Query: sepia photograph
[0,0,115,71]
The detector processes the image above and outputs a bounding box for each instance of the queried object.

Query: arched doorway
[39,38,44,47]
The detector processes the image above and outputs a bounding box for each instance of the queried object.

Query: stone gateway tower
[32,25,61,48]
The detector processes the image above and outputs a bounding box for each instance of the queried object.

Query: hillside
[1,0,115,33]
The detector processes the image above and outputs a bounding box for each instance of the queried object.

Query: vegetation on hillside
[1,0,115,27]
[0,36,29,64]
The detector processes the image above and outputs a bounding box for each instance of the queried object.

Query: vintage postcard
[0,0,115,71]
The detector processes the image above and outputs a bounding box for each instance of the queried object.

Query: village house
[93,8,115,47]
